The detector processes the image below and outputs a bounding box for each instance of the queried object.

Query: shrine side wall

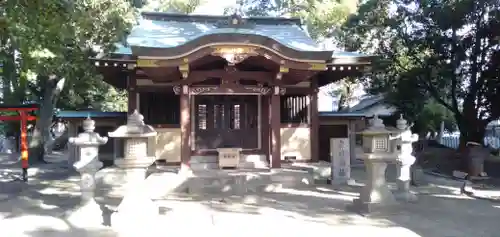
[281,127,311,161]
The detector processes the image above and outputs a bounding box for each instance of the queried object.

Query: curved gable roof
[115,12,332,59]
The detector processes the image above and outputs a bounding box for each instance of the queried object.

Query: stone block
[190,162,218,170]
[411,165,428,186]
[453,170,468,179]
[270,169,313,188]
[348,197,400,216]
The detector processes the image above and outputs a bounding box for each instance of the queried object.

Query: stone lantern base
[348,158,399,214]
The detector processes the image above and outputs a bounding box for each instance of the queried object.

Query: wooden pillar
[180,85,191,171]
[20,111,28,181]
[128,74,137,113]
[270,86,281,168]
[310,79,319,162]
[260,96,270,164]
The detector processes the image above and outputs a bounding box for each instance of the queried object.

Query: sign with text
[330,138,351,184]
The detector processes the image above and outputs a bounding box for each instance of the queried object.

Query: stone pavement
[0,153,118,237]
[150,166,500,237]
[0,154,499,237]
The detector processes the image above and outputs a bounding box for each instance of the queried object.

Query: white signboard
[330,138,351,184]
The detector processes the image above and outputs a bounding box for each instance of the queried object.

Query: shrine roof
[0,103,39,110]
[56,111,127,118]
[114,12,325,55]
[319,111,366,118]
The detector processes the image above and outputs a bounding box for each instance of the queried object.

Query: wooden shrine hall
[92,12,373,169]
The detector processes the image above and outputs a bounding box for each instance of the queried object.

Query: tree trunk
[457,113,487,173]
[28,76,58,163]
[1,46,15,103]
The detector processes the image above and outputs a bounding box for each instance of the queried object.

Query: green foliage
[1,0,135,110]
[342,0,500,143]
[228,0,358,40]
[230,0,361,110]
[143,0,205,13]
[0,0,136,161]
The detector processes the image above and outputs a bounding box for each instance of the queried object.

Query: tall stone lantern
[393,114,419,202]
[351,115,398,213]
[108,110,158,229]
[67,117,108,226]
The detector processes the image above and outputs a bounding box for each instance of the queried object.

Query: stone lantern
[67,116,108,226]
[393,114,419,202]
[108,110,157,171]
[107,110,158,229]
[351,114,398,213]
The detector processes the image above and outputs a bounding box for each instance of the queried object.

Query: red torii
[0,104,38,182]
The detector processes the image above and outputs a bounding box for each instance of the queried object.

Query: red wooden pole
[20,111,28,182]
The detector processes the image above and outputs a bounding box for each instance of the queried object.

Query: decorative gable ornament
[214,14,255,29]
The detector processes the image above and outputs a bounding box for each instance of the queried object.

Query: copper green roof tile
[112,12,374,61]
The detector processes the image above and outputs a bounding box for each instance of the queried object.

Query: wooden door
[195,95,258,150]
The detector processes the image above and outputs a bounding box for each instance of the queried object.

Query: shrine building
[92,12,373,169]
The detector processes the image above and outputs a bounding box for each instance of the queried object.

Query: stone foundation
[154,168,314,197]
[189,154,269,170]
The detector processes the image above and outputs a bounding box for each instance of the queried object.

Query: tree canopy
[342,0,500,143]
[1,0,136,161]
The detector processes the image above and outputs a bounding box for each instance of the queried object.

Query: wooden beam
[190,70,274,80]
[0,116,37,121]
[0,107,38,111]
[173,85,287,95]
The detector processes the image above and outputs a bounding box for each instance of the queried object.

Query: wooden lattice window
[231,104,241,129]
[280,94,309,123]
[139,92,180,125]
[198,104,207,130]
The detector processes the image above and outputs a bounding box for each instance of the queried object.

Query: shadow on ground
[0,153,114,236]
[2,153,500,237]
[153,165,500,237]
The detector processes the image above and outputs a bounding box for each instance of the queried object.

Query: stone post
[394,114,418,202]
[67,117,108,226]
[330,137,351,184]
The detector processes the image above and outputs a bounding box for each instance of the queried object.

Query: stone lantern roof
[108,110,157,138]
[358,114,394,135]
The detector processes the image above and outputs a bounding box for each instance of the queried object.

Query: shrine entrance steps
[149,167,314,197]
[94,165,316,211]
[188,155,269,170]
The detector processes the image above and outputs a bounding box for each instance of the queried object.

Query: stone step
[189,155,269,170]
[149,168,313,197]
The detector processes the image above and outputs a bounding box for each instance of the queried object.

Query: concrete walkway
[0,154,499,237]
